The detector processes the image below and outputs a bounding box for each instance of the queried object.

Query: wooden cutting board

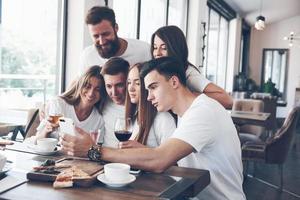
[26,157,104,187]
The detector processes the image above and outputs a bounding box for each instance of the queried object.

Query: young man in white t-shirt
[83,57,245,199]
[80,6,151,72]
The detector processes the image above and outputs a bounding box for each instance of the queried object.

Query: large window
[205,6,229,88]
[0,0,66,109]
[112,0,188,43]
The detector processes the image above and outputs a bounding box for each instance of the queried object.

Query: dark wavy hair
[151,25,198,72]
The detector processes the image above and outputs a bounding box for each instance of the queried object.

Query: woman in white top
[119,63,176,148]
[151,25,233,109]
[36,65,106,142]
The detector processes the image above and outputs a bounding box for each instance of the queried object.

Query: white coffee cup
[36,138,58,152]
[104,163,130,182]
[0,153,7,171]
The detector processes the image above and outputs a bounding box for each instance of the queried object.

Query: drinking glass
[48,100,63,125]
[114,118,133,142]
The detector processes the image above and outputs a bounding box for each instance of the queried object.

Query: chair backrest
[265,106,300,163]
[232,99,264,112]
[232,99,265,136]
[24,108,40,139]
[251,96,278,133]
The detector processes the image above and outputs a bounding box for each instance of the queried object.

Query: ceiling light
[255,16,265,30]
[254,0,266,31]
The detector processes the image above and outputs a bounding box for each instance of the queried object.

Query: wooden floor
[243,128,300,200]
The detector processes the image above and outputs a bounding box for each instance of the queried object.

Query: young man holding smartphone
[83,57,246,199]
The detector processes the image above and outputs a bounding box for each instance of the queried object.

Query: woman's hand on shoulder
[119,140,145,149]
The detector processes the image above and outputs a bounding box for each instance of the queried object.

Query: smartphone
[58,117,76,136]
[130,168,141,174]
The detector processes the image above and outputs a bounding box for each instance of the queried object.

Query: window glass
[168,0,187,33]
[139,0,166,43]
[0,0,64,109]
[112,0,138,39]
[205,7,229,88]
[206,9,219,83]
[217,17,228,87]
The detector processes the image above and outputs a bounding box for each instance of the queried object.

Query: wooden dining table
[0,142,210,200]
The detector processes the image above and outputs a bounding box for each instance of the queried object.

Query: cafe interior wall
[248,15,300,118]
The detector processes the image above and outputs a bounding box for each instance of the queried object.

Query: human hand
[118,140,145,149]
[39,117,59,138]
[60,127,94,157]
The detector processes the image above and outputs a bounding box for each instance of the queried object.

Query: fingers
[119,141,132,149]
[75,127,89,136]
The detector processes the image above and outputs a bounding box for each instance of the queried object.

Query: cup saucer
[97,174,136,187]
[27,144,59,156]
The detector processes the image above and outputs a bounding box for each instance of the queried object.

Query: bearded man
[79,6,151,73]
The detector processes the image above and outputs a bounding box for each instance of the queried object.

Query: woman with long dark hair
[151,25,232,109]
[119,63,176,148]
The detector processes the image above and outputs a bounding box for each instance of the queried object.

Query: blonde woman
[36,65,107,143]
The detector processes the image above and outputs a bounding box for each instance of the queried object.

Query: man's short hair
[85,6,116,26]
[140,57,186,86]
[101,57,129,76]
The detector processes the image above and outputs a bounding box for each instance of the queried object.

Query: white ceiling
[223,0,300,25]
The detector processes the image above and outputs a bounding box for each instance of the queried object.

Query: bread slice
[53,166,91,188]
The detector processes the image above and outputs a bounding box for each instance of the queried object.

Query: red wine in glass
[114,130,132,141]
[114,118,133,142]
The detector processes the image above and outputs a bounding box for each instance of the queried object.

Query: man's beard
[95,36,120,59]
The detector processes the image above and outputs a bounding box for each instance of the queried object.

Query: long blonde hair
[60,65,107,113]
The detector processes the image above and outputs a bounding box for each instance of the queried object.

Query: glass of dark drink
[114,118,133,142]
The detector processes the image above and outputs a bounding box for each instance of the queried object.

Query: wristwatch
[87,144,102,162]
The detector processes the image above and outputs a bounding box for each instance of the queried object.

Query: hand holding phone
[58,117,76,136]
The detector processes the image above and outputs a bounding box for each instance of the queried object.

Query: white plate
[97,174,136,188]
[27,144,59,155]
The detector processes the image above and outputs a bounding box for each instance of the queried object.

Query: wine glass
[48,100,63,125]
[114,118,133,142]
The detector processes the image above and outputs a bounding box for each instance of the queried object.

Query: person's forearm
[101,147,171,173]
[205,92,233,109]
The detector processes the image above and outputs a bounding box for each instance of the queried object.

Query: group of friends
[33,6,246,200]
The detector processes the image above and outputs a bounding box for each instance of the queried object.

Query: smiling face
[127,67,141,104]
[80,76,101,107]
[152,35,168,59]
[144,70,174,112]
[88,20,120,58]
[103,72,127,105]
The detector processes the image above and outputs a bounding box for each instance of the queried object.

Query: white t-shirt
[186,65,211,93]
[171,94,245,200]
[79,38,151,72]
[102,100,125,148]
[131,112,176,147]
[40,97,105,143]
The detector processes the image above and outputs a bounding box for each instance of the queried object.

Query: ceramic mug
[104,163,130,182]
[36,138,58,152]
